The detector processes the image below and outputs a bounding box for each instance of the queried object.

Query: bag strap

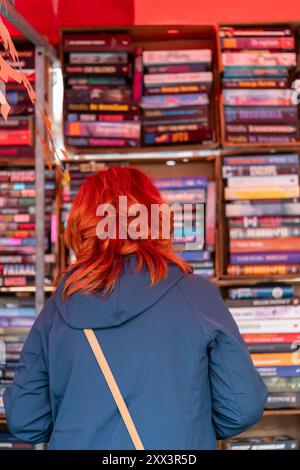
[84,328,145,450]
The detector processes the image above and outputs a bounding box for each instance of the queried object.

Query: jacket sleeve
[180,275,268,440]
[204,281,268,439]
[3,298,54,444]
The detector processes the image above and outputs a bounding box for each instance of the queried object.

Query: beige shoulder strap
[84,328,144,450]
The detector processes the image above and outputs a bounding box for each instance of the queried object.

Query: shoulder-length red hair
[62,166,191,297]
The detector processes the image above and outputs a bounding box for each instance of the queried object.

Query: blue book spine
[230,252,300,265]
[180,250,211,262]
[257,366,300,377]
[229,286,295,300]
[153,177,207,189]
[223,66,289,78]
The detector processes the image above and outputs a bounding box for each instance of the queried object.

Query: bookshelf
[2,22,300,451]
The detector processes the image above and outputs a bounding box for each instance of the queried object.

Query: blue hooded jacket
[4,262,267,449]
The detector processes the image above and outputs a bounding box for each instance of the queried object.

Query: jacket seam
[214,335,245,428]
[177,283,206,448]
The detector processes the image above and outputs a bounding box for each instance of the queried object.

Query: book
[265,391,300,409]
[221,36,295,50]
[230,238,300,253]
[229,286,295,299]
[249,343,300,353]
[222,52,296,67]
[143,72,213,86]
[257,366,300,377]
[230,252,300,265]
[142,49,212,65]
[263,376,300,392]
[224,106,298,123]
[243,333,300,344]
[230,304,300,319]
[236,318,300,333]
[226,435,299,450]
[227,264,300,276]
[251,353,300,366]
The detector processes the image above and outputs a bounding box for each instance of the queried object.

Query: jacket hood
[54,258,185,329]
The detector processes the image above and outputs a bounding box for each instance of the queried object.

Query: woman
[4,167,267,450]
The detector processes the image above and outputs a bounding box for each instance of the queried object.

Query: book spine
[257,366,300,377]
[230,304,300,319]
[227,297,299,307]
[133,47,143,103]
[153,177,207,189]
[243,333,300,344]
[225,124,298,134]
[229,286,294,300]
[230,252,300,264]
[144,71,213,86]
[227,174,299,188]
[230,227,300,239]
[205,181,216,251]
[145,63,208,73]
[223,88,297,104]
[142,49,212,65]
[224,106,298,123]
[225,203,300,217]
[143,105,209,119]
[63,33,131,51]
[0,130,32,146]
[223,78,289,89]
[263,376,300,392]
[223,154,299,165]
[143,128,212,145]
[141,93,209,109]
[249,343,300,353]
[68,52,128,64]
[265,392,300,409]
[144,84,210,95]
[222,52,296,66]
[223,165,298,177]
[66,122,141,139]
[223,65,289,78]
[237,318,300,334]
[221,37,295,50]
[252,353,300,366]
[227,264,300,276]
[67,137,140,148]
[230,237,300,253]
[225,186,300,200]
[144,123,209,133]
[67,103,139,113]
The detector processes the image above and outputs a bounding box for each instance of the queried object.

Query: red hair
[62,166,191,297]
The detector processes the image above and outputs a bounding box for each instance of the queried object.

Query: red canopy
[4,0,134,44]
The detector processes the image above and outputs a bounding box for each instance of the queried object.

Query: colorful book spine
[142,49,212,65]
[227,264,300,276]
[229,286,295,299]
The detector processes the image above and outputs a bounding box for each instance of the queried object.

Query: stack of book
[226,435,299,450]
[152,176,216,277]
[223,153,300,277]
[63,32,141,148]
[0,168,56,287]
[220,25,298,144]
[0,46,35,159]
[0,294,35,414]
[227,285,300,409]
[140,49,214,146]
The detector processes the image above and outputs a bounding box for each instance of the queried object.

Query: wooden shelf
[0,414,6,425]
